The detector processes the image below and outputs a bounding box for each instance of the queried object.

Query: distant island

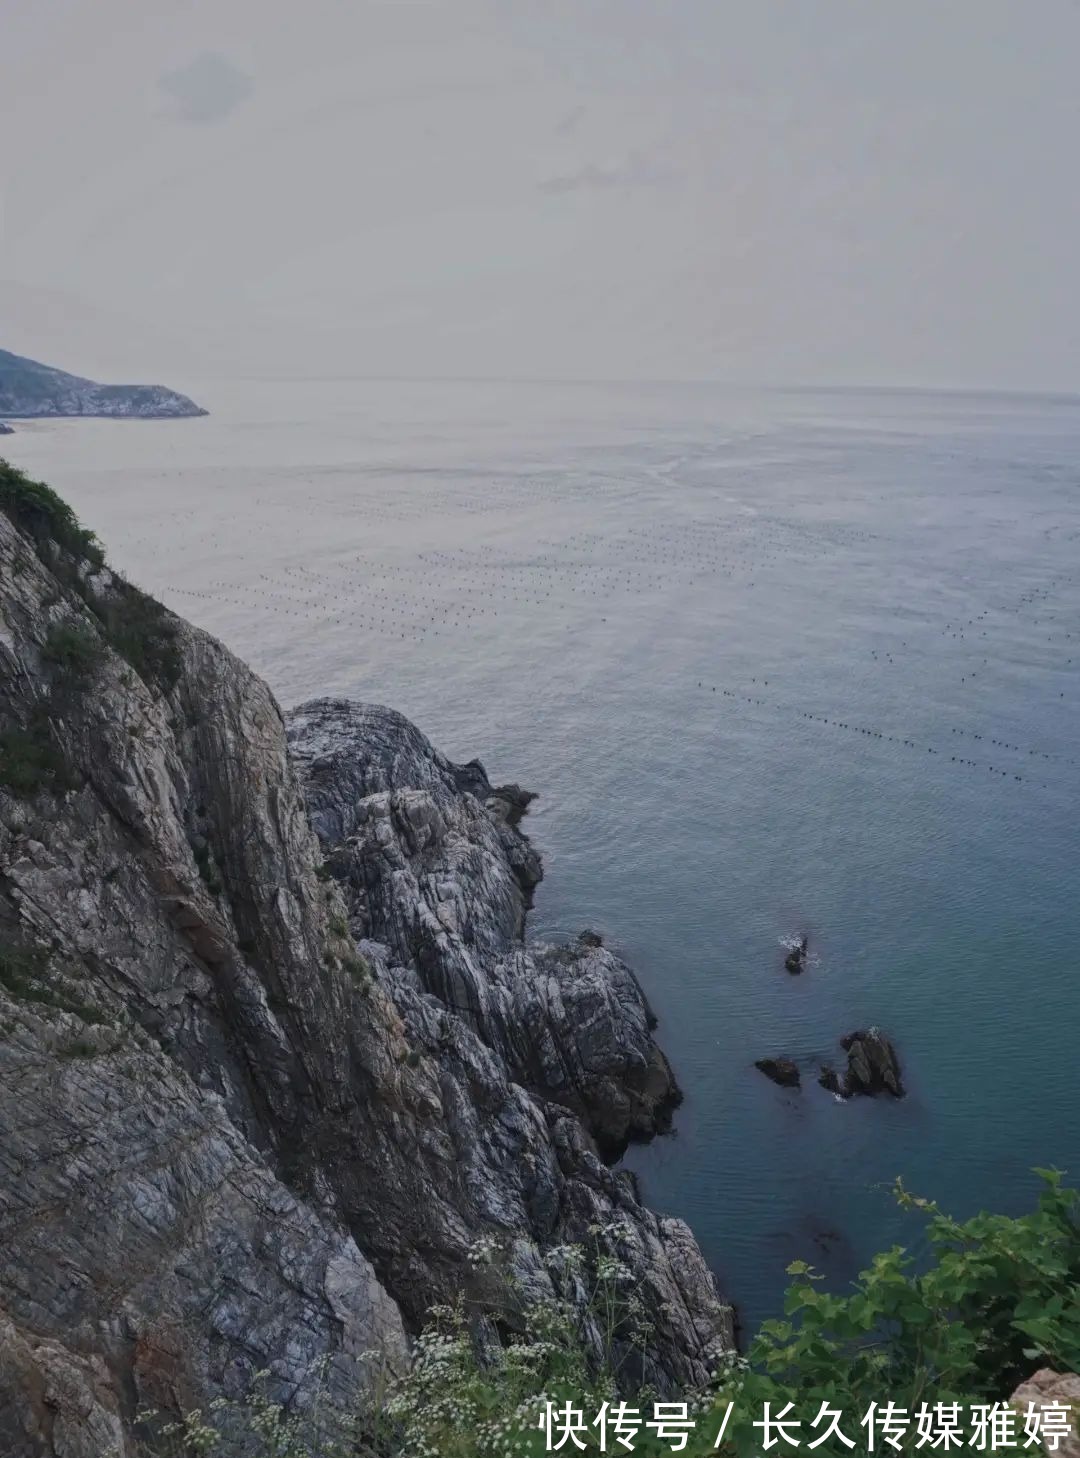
[0,346,206,419]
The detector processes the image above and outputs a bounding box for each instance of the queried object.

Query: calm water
[6,377,1079,1333]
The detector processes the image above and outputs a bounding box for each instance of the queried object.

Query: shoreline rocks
[285,699,684,1159]
[488,781,538,826]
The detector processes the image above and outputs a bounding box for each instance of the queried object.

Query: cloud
[538,150,678,195]
[159,52,253,125]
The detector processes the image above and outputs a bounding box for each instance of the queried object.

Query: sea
[5,376,1078,1335]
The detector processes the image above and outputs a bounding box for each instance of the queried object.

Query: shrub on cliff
[90,577,182,691]
[0,459,103,566]
[0,462,181,693]
[716,1171,1080,1455]
[42,620,105,679]
[380,1174,1080,1454]
[0,706,80,797]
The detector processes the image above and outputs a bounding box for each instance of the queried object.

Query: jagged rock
[840,1028,904,1098]
[0,1312,126,1458]
[578,929,603,948]
[818,1030,904,1099]
[818,1063,844,1095]
[1010,1370,1080,1457]
[0,484,734,1450]
[487,782,538,826]
[286,699,684,1158]
[755,1057,800,1088]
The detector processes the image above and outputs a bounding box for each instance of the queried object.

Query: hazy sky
[2,0,1079,390]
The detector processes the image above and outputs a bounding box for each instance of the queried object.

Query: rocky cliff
[0,462,732,1454]
[0,348,206,419]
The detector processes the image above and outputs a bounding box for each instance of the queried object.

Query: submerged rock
[784,935,809,974]
[755,1057,800,1088]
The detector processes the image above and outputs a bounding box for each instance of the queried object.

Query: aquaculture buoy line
[697,680,1074,789]
[110,450,1075,786]
[158,559,1075,791]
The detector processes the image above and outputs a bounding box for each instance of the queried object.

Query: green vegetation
[57,1034,100,1059]
[0,706,79,797]
[130,1176,1080,1456]
[341,951,371,986]
[91,576,181,691]
[0,458,103,566]
[42,620,104,679]
[0,943,52,994]
[0,461,182,709]
[714,1173,1080,1455]
[0,940,106,1024]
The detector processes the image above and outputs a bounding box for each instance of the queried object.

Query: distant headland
[0,347,206,419]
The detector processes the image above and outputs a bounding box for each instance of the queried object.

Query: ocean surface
[6,377,1079,1334]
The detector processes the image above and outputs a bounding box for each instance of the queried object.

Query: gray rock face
[0,494,733,1451]
[287,698,679,1157]
[0,347,206,418]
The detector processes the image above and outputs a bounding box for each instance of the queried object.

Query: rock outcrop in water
[819,1028,904,1099]
[0,466,732,1452]
[840,1028,904,1097]
[755,1057,800,1088]
[0,347,206,418]
[0,424,13,436]
[784,935,808,974]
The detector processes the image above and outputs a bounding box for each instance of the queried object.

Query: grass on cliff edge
[0,457,103,565]
[0,458,181,695]
[142,1173,1080,1457]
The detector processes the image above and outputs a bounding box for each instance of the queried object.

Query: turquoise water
[6,377,1078,1333]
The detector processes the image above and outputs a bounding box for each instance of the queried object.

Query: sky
[2,0,1079,391]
